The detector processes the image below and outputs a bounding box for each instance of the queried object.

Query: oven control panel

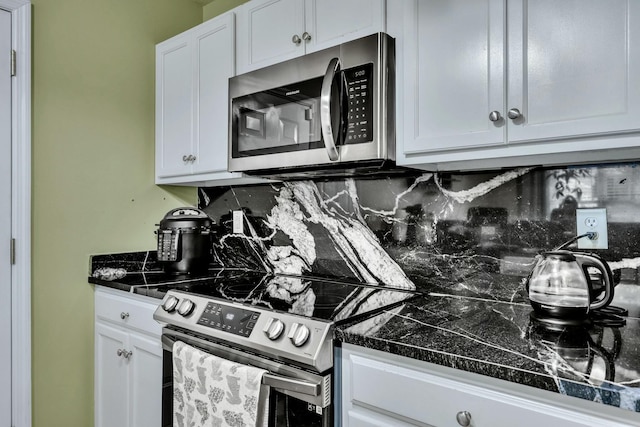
[153,290,334,373]
[196,302,260,338]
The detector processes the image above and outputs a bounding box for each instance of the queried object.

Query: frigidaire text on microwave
[228,32,395,178]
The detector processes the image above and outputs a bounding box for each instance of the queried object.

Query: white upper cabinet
[156,12,236,183]
[507,0,640,143]
[236,0,386,74]
[390,0,640,170]
[397,0,506,153]
[156,12,268,186]
[156,32,193,179]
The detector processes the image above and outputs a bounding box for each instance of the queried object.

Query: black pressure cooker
[155,207,215,274]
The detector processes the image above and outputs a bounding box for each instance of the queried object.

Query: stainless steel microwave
[228,32,395,177]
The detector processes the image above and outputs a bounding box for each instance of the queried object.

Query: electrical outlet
[232,210,244,234]
[576,208,608,250]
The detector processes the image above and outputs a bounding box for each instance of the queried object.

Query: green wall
[31,0,201,425]
[203,0,247,21]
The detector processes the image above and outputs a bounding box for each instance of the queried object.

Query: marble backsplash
[199,162,640,302]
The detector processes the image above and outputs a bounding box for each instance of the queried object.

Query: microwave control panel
[344,63,373,144]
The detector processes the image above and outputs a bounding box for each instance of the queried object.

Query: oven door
[161,328,333,427]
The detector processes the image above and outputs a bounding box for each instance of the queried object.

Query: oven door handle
[162,333,323,398]
[262,373,320,397]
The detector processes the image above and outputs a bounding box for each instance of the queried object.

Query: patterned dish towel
[173,341,269,427]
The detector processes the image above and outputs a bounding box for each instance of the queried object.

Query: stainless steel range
[152,269,414,427]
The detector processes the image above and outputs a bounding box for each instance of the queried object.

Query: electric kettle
[525,250,614,319]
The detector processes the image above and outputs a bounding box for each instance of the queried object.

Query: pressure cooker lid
[159,207,213,230]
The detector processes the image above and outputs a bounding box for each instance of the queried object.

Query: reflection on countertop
[336,289,640,413]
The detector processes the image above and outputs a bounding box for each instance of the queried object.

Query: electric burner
[148,269,414,323]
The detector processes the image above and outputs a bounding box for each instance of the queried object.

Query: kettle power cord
[554,233,597,251]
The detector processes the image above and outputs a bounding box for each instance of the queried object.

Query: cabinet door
[399,0,506,159]
[305,0,385,53]
[156,33,194,179]
[129,332,163,427]
[343,347,629,427]
[95,322,129,427]
[507,0,640,143]
[192,13,238,176]
[236,0,305,73]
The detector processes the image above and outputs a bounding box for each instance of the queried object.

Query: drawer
[95,288,161,336]
[347,353,626,427]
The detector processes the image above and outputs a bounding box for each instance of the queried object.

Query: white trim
[1,0,31,426]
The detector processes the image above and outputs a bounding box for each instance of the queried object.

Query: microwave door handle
[320,57,340,161]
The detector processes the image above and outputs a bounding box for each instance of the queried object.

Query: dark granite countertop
[89,251,640,417]
[336,285,640,415]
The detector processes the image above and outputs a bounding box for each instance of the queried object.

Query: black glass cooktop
[91,268,416,324]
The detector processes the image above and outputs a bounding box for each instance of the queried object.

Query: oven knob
[264,318,285,340]
[177,299,195,317]
[288,323,310,347]
[162,296,179,313]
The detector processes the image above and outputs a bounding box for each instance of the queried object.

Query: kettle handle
[574,253,614,310]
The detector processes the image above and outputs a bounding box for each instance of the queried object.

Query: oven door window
[270,392,330,427]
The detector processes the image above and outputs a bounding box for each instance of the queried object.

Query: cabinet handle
[488,111,502,122]
[120,312,129,320]
[507,108,522,120]
[117,349,133,359]
[302,32,311,42]
[456,411,472,427]
[182,155,189,162]
[292,34,302,45]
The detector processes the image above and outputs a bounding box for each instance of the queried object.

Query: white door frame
[0,1,30,426]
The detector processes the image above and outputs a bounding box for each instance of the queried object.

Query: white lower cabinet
[95,287,162,427]
[340,344,635,427]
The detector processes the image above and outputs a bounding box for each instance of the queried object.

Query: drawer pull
[456,411,472,426]
[120,312,129,320]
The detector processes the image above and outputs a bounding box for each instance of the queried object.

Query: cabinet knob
[488,111,502,122]
[456,411,472,426]
[302,32,311,42]
[507,108,522,120]
[190,155,196,163]
[117,349,133,359]
[292,34,302,45]
[182,155,189,162]
[120,312,129,320]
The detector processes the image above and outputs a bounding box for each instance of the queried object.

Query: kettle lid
[541,250,577,261]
